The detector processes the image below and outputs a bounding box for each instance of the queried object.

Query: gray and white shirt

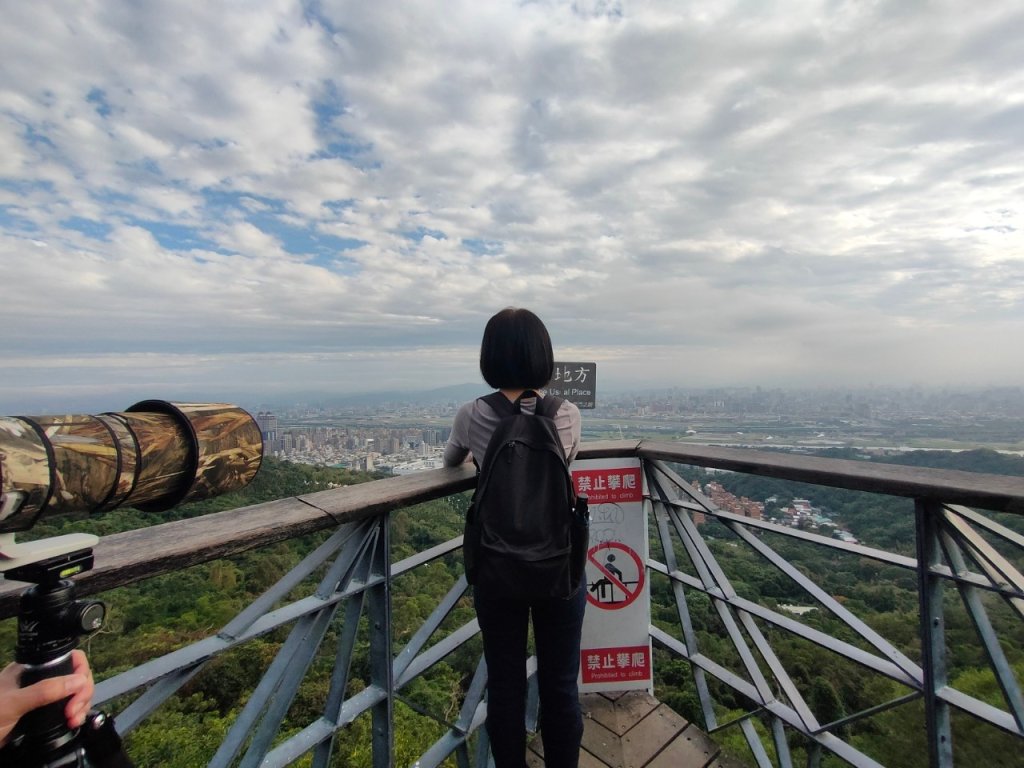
[443,393,581,468]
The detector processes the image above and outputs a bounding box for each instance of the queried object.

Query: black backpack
[463,391,588,600]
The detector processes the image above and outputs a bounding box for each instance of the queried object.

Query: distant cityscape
[254,410,452,474]
[250,385,1024,472]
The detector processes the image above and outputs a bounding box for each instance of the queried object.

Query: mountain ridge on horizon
[251,382,484,410]
[3,382,1023,418]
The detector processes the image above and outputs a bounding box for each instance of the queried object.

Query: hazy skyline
[2,1,1023,413]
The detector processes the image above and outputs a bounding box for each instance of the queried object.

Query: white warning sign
[572,457,651,692]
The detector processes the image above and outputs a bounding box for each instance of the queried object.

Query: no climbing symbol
[585,541,645,609]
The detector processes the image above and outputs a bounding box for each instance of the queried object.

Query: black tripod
[4,548,133,768]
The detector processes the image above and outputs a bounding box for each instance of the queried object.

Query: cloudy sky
[2,1,1022,412]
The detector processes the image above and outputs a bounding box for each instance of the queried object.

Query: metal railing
[1,440,1022,767]
[639,444,1024,768]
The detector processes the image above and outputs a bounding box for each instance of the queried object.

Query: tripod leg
[81,711,135,768]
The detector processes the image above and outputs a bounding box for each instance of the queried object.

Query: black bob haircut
[479,307,554,390]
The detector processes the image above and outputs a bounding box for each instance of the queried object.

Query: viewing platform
[532,690,744,768]
[2,440,1023,767]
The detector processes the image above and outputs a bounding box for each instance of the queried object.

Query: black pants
[473,581,587,768]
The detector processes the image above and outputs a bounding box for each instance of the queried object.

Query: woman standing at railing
[444,307,584,768]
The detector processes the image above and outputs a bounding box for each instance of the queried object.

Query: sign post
[571,457,651,692]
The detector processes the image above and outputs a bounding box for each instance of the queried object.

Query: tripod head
[5,543,104,767]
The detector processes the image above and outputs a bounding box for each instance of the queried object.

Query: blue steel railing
[1,440,1022,767]
[640,442,1024,768]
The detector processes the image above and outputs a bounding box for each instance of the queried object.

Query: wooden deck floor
[526,691,747,768]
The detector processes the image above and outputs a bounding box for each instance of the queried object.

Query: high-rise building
[256,411,278,441]
[256,411,281,452]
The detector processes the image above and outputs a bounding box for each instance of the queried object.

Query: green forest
[2,448,1022,767]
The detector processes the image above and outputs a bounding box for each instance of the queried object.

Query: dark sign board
[548,361,597,409]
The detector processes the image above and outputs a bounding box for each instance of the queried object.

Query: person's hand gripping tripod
[0,648,94,749]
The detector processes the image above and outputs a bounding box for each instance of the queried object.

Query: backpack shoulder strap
[479,391,563,421]
[479,391,518,417]
[537,395,570,470]
[535,394,564,420]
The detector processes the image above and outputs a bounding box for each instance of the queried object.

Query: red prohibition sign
[585,541,645,609]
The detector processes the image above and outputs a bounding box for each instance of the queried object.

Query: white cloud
[1,0,1023,410]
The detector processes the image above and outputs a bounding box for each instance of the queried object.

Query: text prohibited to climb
[572,457,652,692]
[582,645,650,685]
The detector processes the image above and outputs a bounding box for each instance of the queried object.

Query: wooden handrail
[0,464,476,618]
[635,442,1024,513]
[3,440,1022,618]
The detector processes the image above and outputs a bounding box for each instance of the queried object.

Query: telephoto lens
[0,401,263,534]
